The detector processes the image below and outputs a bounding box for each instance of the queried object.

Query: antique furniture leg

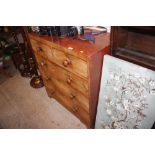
[23,27,44,88]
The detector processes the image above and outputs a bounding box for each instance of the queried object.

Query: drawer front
[35,54,89,97]
[30,39,53,59]
[51,48,88,78]
[45,84,90,127]
[43,75,89,113]
[30,39,88,78]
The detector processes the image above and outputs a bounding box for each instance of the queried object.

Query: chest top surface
[28,32,110,59]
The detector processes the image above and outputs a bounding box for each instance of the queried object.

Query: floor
[0,71,86,129]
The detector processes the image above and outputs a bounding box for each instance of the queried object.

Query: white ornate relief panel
[95,55,155,129]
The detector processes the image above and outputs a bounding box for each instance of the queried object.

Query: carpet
[0,72,86,129]
[0,60,17,84]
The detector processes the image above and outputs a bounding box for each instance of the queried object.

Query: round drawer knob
[38,47,43,52]
[40,61,47,67]
[67,77,73,84]
[70,94,76,100]
[67,78,71,84]
[45,76,51,81]
[63,60,68,67]
[63,58,71,67]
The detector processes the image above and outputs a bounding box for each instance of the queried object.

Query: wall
[105,26,111,32]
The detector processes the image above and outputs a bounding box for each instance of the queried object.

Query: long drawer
[30,39,88,78]
[42,72,89,113]
[35,54,89,97]
[43,75,90,126]
[46,85,90,126]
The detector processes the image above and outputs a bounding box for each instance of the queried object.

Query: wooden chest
[111,26,155,70]
[28,32,110,128]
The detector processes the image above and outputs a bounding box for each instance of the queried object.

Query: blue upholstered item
[95,55,155,129]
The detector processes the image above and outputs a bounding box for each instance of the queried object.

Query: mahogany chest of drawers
[28,32,110,128]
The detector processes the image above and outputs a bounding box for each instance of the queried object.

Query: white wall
[104,26,111,32]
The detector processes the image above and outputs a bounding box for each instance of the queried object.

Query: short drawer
[30,39,53,59]
[51,48,88,78]
[30,39,88,78]
[35,54,89,97]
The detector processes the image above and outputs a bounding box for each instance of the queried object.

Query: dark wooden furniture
[111,26,155,129]
[23,27,44,88]
[8,27,44,88]
[0,27,17,78]
[10,27,36,77]
[111,26,155,70]
[28,32,110,128]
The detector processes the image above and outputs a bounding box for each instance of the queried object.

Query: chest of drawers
[28,32,110,128]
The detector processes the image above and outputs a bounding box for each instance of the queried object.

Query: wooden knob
[66,58,71,64]
[70,94,76,100]
[38,47,43,52]
[45,76,51,81]
[67,76,73,84]
[63,60,68,67]
[40,61,47,67]
[67,78,71,84]
[63,58,71,67]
